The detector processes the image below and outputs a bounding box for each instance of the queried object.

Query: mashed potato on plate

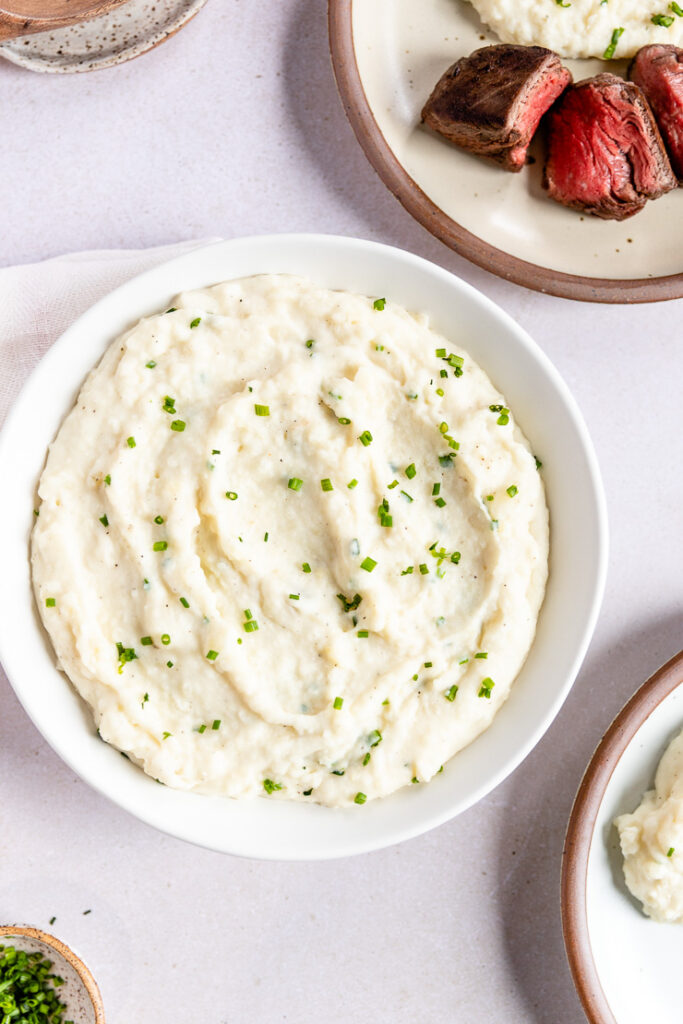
[468,0,683,60]
[32,275,548,806]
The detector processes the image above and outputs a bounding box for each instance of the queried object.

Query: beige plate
[329,0,683,303]
[562,650,683,1023]
[0,925,105,1022]
[0,0,207,73]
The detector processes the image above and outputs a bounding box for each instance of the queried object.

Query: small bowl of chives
[0,925,105,1023]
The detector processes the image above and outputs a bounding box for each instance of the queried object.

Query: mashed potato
[32,275,548,806]
[616,728,683,922]
[468,0,683,60]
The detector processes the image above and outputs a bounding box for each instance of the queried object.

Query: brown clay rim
[328,0,683,304]
[0,924,105,1022]
[561,649,683,1024]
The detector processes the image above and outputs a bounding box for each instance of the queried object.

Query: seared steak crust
[421,44,572,172]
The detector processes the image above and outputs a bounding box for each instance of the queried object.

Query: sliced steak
[544,73,677,220]
[629,44,683,181]
[421,45,572,172]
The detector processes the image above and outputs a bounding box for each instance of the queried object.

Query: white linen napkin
[0,238,219,429]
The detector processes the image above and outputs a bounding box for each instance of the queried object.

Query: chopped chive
[197,724,207,733]
[289,593,300,600]
[321,478,334,492]
[162,395,176,414]
[478,677,495,699]
[432,482,441,496]
[288,477,303,491]
[170,420,186,432]
[142,693,149,706]
[419,563,429,575]
[486,495,494,502]
[373,298,386,310]
[357,630,369,638]
[160,634,170,646]
[603,26,624,59]
[436,388,444,396]
[405,463,416,479]
[264,532,269,542]
[359,430,373,446]
[459,657,469,665]
[154,515,165,526]
[206,650,219,660]
[362,752,371,766]
[347,478,358,490]
[400,490,413,503]
[141,636,153,646]
[302,562,312,573]
[338,416,352,425]
[146,360,157,369]
[424,661,433,668]
[190,317,202,328]
[104,474,111,486]
[401,566,414,575]
[354,792,367,804]
[440,369,448,378]
[333,696,344,710]
[263,779,283,794]
[244,620,259,633]
[163,731,172,740]
[671,1,683,14]
[475,652,488,659]
[506,485,518,498]
[244,609,253,620]
[439,422,449,434]
[305,339,315,349]
[336,593,362,613]
[360,556,377,572]
[153,541,168,551]
[385,480,398,491]
[535,456,543,470]
[668,846,676,857]
[212,449,221,455]
[445,685,459,702]
[652,13,675,25]
[180,597,190,608]
[434,497,446,508]
[254,404,270,417]
[331,769,345,776]
[99,514,109,527]
[212,719,221,730]
[303,788,313,796]
[435,347,446,357]
[412,777,419,784]
[451,551,461,564]
[127,436,136,448]
[225,491,238,500]
[45,597,56,607]
[167,660,173,668]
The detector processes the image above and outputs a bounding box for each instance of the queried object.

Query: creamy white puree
[616,728,683,922]
[468,0,683,60]
[32,275,548,806]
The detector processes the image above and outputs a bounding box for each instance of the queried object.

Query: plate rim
[561,649,683,1023]
[328,0,683,305]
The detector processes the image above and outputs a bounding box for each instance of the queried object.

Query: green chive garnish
[127,436,136,448]
[507,485,518,498]
[170,420,186,432]
[302,562,312,573]
[652,13,675,25]
[671,1,683,14]
[99,514,109,527]
[206,650,219,660]
[419,563,429,575]
[373,298,386,310]
[244,620,259,633]
[146,360,157,369]
[478,678,495,699]
[347,478,358,490]
[434,497,446,508]
[475,652,488,659]
[161,634,171,646]
[359,430,373,446]
[263,779,283,794]
[212,719,221,730]
[225,491,238,500]
[45,597,56,607]
[254,404,270,416]
[190,317,202,328]
[289,593,300,600]
[445,685,458,702]
[153,541,168,551]
[321,478,334,492]
[354,792,367,804]
[333,696,344,710]
[180,597,190,608]
[360,556,377,572]
[338,417,352,425]
[405,463,416,479]
[154,515,165,524]
[357,630,369,638]
[163,732,172,740]
[400,566,414,575]
[141,636,153,646]
[288,477,303,491]
[432,482,441,496]
[104,474,111,486]
[668,846,675,857]
[162,396,176,414]
[603,26,624,59]
[400,490,413,502]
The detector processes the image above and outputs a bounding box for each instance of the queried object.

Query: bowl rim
[0,924,105,1022]
[0,232,608,859]
[327,0,683,305]
[561,649,683,1023]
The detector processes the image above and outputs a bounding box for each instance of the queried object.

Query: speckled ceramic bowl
[0,925,104,1022]
[0,0,207,73]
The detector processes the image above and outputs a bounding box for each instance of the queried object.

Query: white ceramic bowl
[0,235,607,860]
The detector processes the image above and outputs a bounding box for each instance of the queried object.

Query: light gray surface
[0,2,682,1022]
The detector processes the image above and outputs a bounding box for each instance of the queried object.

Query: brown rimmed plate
[562,650,683,1023]
[328,0,683,303]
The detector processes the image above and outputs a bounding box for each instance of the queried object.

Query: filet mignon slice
[421,45,572,172]
[544,73,677,220]
[629,44,683,181]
